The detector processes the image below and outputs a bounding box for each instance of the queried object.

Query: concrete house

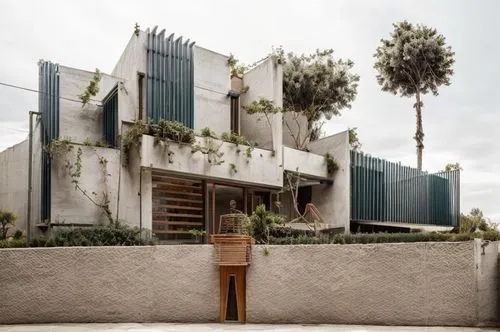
[0,26,460,242]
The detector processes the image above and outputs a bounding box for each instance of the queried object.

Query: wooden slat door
[152,172,205,243]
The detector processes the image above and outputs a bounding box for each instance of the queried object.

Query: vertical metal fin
[350,151,460,226]
[146,29,194,127]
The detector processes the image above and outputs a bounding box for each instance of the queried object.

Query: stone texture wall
[247,241,496,326]
[0,246,219,324]
[0,241,497,326]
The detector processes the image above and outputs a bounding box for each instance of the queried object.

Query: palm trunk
[414,92,424,170]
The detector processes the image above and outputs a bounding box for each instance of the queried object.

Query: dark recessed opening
[225,275,238,321]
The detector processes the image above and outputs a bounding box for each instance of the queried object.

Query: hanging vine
[79,69,102,107]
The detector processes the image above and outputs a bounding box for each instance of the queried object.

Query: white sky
[0,0,499,220]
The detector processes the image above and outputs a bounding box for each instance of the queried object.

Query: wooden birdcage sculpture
[212,213,254,266]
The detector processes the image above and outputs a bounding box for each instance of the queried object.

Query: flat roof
[353,220,454,232]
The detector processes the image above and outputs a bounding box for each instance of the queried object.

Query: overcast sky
[0,0,498,220]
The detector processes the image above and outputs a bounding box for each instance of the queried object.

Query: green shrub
[269,226,315,238]
[0,238,26,248]
[13,229,23,240]
[268,231,500,245]
[148,120,196,144]
[246,204,284,244]
[220,132,248,146]
[47,224,146,247]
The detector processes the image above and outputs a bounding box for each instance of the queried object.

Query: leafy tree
[444,162,462,172]
[374,21,455,170]
[459,208,496,233]
[282,49,359,149]
[0,210,17,239]
[348,127,362,152]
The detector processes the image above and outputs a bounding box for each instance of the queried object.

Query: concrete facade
[140,135,282,188]
[0,240,497,326]
[240,57,283,153]
[0,139,29,232]
[308,131,351,231]
[59,66,122,144]
[0,27,352,234]
[50,145,120,225]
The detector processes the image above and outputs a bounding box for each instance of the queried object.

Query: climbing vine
[48,138,114,224]
[79,69,102,106]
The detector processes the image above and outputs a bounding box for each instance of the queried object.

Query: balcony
[140,134,283,188]
[282,146,329,179]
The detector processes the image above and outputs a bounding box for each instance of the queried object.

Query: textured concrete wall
[59,66,122,143]
[0,242,497,326]
[193,46,230,133]
[308,131,351,231]
[51,145,120,225]
[247,242,497,326]
[0,139,28,232]
[0,246,218,324]
[240,57,283,152]
[475,239,499,326]
[0,118,43,236]
[111,32,147,130]
[140,134,282,189]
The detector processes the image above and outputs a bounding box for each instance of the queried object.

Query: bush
[147,120,196,144]
[246,204,284,244]
[0,238,26,248]
[269,226,315,238]
[13,229,23,239]
[220,132,248,146]
[48,224,145,247]
[268,231,500,245]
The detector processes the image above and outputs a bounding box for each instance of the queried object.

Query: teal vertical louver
[102,87,118,147]
[146,27,195,127]
[39,61,60,222]
[350,151,460,226]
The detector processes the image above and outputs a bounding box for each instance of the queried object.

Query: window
[138,73,145,120]
[102,86,118,147]
[230,96,239,134]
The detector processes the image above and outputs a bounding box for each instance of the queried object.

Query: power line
[0,81,102,106]
[0,126,28,133]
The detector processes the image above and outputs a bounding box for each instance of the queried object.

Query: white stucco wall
[240,57,283,152]
[50,145,120,225]
[0,241,497,326]
[193,46,230,133]
[59,66,122,143]
[308,131,351,231]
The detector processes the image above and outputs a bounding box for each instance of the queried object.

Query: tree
[348,127,362,152]
[444,162,462,172]
[459,208,496,233]
[374,21,455,170]
[0,210,17,239]
[282,49,359,149]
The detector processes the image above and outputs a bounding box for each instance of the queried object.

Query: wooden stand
[219,265,246,322]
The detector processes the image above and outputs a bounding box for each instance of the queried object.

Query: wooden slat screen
[152,172,205,243]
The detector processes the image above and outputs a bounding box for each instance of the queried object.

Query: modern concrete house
[0,26,460,242]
